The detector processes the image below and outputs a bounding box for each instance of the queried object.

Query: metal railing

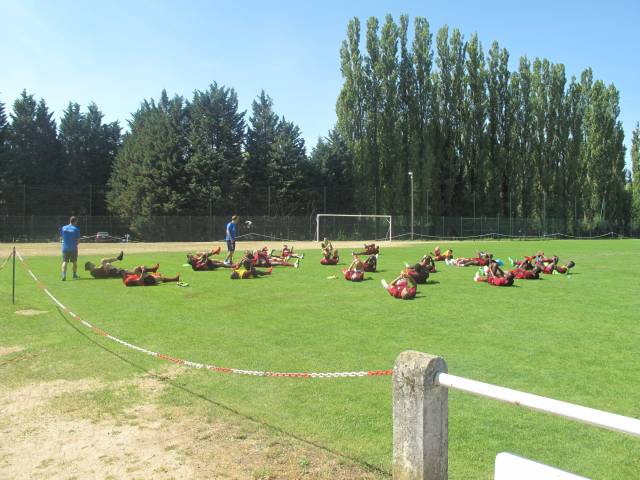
[392,351,640,479]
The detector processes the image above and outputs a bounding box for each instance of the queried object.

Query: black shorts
[226,239,236,252]
[62,250,78,262]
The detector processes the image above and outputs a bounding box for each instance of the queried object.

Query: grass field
[1,239,639,479]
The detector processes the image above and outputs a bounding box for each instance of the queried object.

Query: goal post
[315,214,393,242]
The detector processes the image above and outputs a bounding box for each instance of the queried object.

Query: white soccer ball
[245,220,253,227]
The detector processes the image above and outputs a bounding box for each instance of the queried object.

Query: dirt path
[0,356,385,479]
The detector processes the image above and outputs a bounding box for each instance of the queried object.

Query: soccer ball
[245,220,253,228]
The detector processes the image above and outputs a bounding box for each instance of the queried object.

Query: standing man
[60,216,80,281]
[224,215,239,265]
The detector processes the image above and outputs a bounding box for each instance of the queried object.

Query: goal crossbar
[315,214,392,242]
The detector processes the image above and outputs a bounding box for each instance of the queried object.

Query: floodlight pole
[409,171,414,240]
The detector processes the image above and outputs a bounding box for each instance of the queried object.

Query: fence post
[393,351,448,480]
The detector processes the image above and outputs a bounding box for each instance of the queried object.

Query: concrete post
[393,351,448,480]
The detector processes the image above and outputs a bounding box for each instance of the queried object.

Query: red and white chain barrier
[15,250,392,379]
[0,251,13,272]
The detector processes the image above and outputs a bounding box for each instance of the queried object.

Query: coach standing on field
[224,215,238,265]
[60,215,80,281]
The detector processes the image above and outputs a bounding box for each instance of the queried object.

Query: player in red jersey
[431,246,453,261]
[353,243,379,256]
[254,248,299,268]
[405,255,436,283]
[538,256,575,274]
[230,251,273,279]
[448,252,492,267]
[186,249,235,271]
[280,244,304,260]
[343,255,365,281]
[363,254,378,272]
[510,265,542,279]
[320,238,339,265]
[474,261,514,286]
[122,268,180,286]
[381,271,417,299]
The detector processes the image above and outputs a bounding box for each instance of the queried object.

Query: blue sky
[2,0,638,166]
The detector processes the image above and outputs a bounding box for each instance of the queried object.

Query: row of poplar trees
[335,15,633,230]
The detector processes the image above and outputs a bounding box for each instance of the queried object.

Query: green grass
[1,240,639,479]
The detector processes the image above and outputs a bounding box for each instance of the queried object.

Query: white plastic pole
[437,373,640,438]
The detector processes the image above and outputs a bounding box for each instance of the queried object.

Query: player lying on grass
[186,248,236,271]
[122,268,180,286]
[352,243,379,256]
[431,246,453,261]
[538,256,575,274]
[509,251,552,268]
[320,238,339,265]
[280,244,304,260]
[230,250,273,279]
[381,271,417,299]
[255,248,299,268]
[404,256,433,284]
[447,251,493,267]
[84,252,159,279]
[509,265,542,279]
[474,261,514,286]
[343,255,365,281]
[363,254,377,272]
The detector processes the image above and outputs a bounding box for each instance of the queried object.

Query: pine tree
[311,128,354,213]
[107,92,189,237]
[8,91,61,214]
[185,83,245,214]
[245,90,279,213]
[269,117,307,215]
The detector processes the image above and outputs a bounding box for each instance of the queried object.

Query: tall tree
[245,90,279,214]
[396,14,415,215]
[411,17,434,217]
[378,14,399,212]
[631,124,640,227]
[463,33,486,215]
[107,92,190,236]
[363,16,382,214]
[8,91,61,214]
[311,128,354,213]
[185,83,245,214]
[269,117,307,215]
[336,18,366,211]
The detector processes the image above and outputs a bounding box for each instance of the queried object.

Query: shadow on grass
[55,308,390,478]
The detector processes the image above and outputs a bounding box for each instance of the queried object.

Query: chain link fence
[1,215,637,243]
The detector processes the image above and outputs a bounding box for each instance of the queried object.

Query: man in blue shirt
[60,216,80,281]
[224,215,238,265]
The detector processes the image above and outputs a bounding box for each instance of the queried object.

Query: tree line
[1,14,640,235]
[0,91,120,215]
[335,15,636,231]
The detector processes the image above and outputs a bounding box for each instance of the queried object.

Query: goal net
[315,214,392,242]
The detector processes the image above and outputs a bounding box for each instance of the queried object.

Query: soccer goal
[315,214,392,242]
